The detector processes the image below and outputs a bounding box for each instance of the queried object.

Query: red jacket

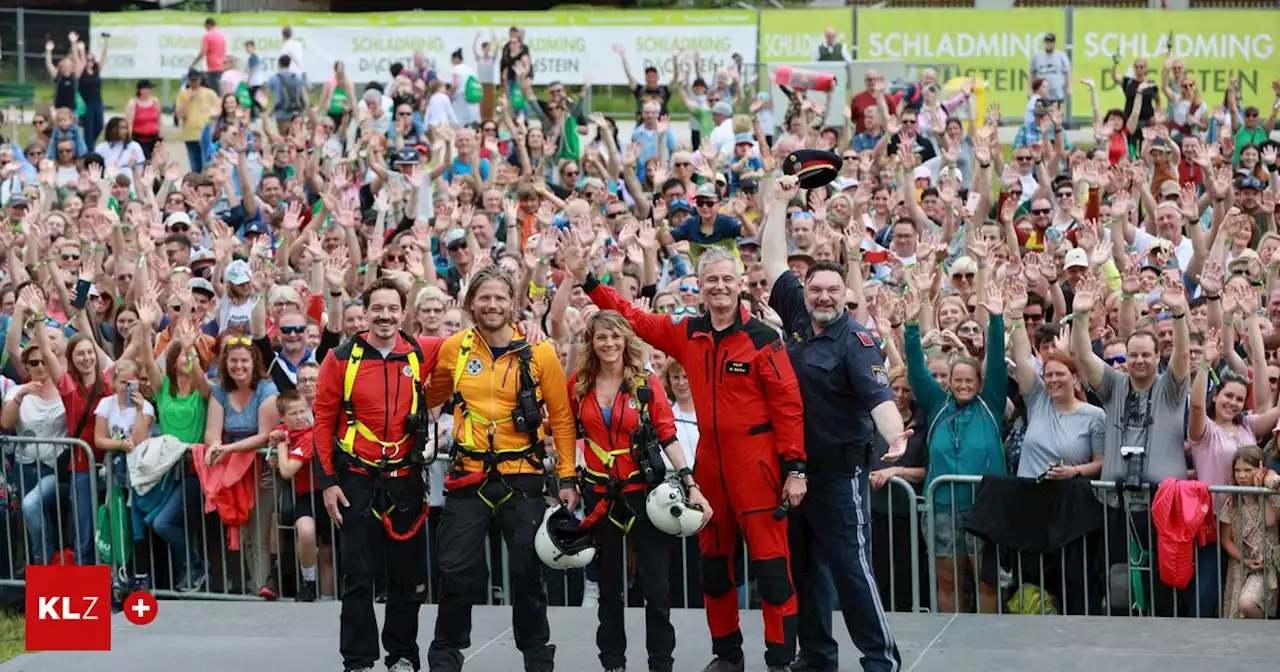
[314,332,443,484]
[584,277,805,469]
[568,372,678,493]
[1151,478,1215,590]
[192,444,259,551]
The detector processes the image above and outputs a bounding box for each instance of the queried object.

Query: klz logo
[26,565,111,651]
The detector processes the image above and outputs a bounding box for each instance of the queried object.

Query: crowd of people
[2,16,1280,672]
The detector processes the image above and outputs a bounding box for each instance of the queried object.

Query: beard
[809,304,843,326]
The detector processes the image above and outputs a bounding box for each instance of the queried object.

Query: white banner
[91,11,759,87]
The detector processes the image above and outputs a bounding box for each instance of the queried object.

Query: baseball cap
[224,259,252,285]
[87,284,101,298]
[737,237,760,249]
[712,101,733,118]
[243,221,269,237]
[913,165,933,183]
[788,250,816,266]
[165,212,193,230]
[393,147,420,165]
[734,132,754,146]
[1159,181,1182,198]
[739,177,759,192]
[191,248,216,265]
[189,277,216,297]
[834,176,859,191]
[6,194,29,208]
[1238,176,1264,191]
[669,199,696,216]
[187,68,202,80]
[1044,33,1057,42]
[444,228,468,250]
[695,182,719,201]
[1064,248,1089,270]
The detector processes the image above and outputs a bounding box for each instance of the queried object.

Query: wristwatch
[783,459,807,480]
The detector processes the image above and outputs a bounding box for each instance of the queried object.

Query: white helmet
[534,505,597,570]
[646,479,708,537]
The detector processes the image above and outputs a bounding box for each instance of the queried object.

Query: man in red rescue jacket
[563,242,807,672]
[314,277,444,672]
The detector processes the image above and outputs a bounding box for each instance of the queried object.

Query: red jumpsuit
[585,276,806,667]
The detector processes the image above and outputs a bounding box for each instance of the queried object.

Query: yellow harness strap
[448,328,543,510]
[340,341,421,467]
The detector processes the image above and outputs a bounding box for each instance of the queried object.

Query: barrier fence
[0,433,1275,620]
[2,8,1279,123]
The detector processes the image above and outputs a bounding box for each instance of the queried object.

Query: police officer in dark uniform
[762,169,911,672]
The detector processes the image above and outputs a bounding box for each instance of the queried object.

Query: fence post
[16,7,25,84]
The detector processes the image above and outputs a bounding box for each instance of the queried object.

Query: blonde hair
[573,310,649,402]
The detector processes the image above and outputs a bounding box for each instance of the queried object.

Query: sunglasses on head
[224,336,252,347]
[280,325,306,335]
[343,298,364,309]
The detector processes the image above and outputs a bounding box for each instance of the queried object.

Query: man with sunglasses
[661,182,757,269]
[763,174,907,672]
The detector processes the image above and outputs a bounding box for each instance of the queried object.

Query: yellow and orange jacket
[426,326,576,479]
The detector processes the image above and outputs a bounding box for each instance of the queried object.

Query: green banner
[757,8,854,64]
[855,9,1065,113]
[1074,9,1280,112]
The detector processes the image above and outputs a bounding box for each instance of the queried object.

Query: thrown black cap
[782,149,843,190]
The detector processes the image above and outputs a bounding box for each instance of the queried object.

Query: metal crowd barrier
[2,436,1275,623]
[0,437,98,586]
[925,474,1279,619]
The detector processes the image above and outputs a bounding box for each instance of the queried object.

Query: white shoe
[581,579,599,608]
[387,659,414,672]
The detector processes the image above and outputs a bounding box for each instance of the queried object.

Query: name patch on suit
[725,361,751,375]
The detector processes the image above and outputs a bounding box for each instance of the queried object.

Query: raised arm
[1069,276,1107,391]
[760,175,796,286]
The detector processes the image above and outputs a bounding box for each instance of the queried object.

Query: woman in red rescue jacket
[567,310,710,672]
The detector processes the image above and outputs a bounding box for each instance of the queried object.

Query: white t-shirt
[665,404,699,471]
[281,39,305,78]
[217,297,255,334]
[94,395,156,442]
[4,386,67,467]
[451,63,476,99]
[94,141,147,185]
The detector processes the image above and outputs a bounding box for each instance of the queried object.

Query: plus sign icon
[124,591,159,626]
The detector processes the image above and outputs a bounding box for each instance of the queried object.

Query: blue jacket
[905,314,1008,511]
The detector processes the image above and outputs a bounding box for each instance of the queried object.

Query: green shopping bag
[94,480,132,568]
[511,86,527,112]
[75,92,86,118]
[465,76,483,104]
[329,86,348,115]
[236,81,253,110]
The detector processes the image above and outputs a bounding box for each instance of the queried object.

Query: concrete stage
[3,602,1277,671]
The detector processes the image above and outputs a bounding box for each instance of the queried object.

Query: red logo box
[25,565,112,651]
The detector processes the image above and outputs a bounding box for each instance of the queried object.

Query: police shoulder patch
[871,365,889,387]
[465,358,484,376]
[856,332,877,348]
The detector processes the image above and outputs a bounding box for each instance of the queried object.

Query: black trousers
[337,466,428,672]
[429,475,554,672]
[585,489,676,672]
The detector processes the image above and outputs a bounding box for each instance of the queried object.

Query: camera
[511,386,542,435]
[630,385,667,488]
[1120,445,1146,490]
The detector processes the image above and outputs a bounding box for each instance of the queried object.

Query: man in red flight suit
[563,243,807,672]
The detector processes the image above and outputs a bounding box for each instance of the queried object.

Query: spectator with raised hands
[1005,271,1104,482]
[903,276,1007,614]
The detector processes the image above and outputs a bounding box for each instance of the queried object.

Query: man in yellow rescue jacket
[425,266,577,672]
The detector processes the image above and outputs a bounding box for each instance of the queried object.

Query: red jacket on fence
[192,444,259,551]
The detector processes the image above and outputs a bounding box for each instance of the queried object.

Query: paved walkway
[4,602,1278,671]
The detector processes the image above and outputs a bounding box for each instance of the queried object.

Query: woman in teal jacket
[903,282,1008,614]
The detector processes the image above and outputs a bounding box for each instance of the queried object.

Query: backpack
[277,73,305,116]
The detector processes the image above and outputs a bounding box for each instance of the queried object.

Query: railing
[1,434,1276,621]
